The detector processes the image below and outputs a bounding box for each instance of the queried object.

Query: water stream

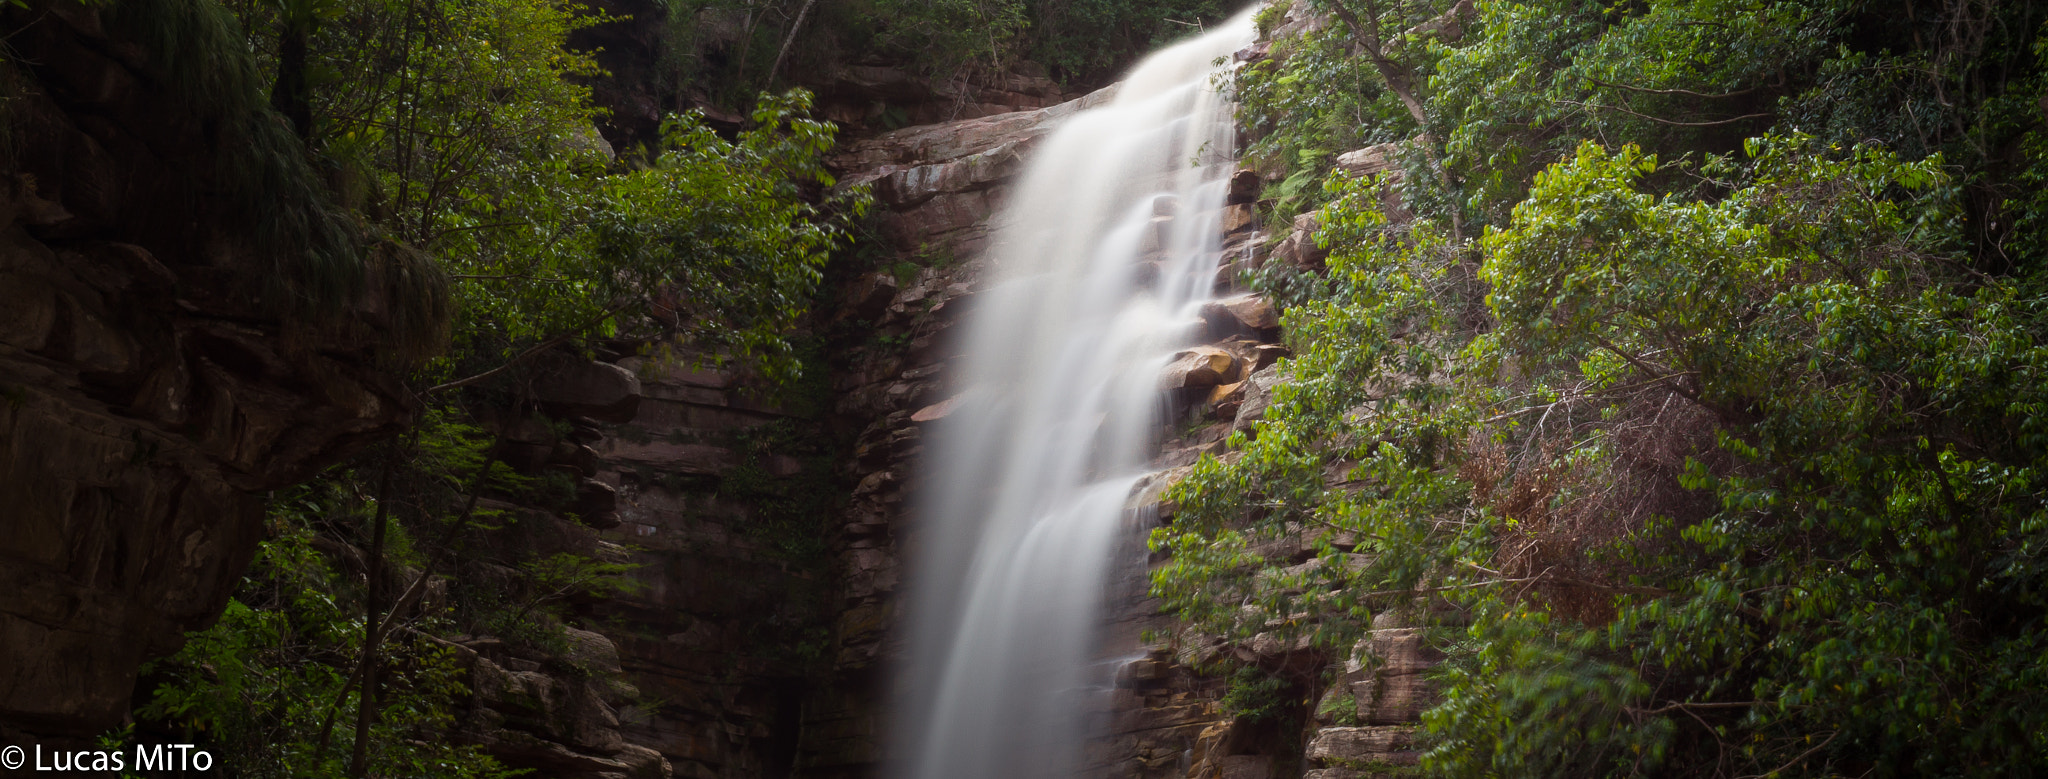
[897,11,1258,778]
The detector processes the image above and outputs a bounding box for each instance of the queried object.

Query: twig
[425,303,628,394]
[1585,77,1759,100]
[1638,700,1763,715]
[1556,99,1774,127]
[1735,730,1838,779]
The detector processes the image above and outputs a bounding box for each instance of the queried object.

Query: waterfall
[896,10,1257,779]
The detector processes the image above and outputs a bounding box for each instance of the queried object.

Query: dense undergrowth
[1155,0,2048,775]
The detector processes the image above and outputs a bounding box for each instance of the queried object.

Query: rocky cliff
[0,6,426,740]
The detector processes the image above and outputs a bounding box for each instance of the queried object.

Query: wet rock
[911,393,965,423]
[1221,202,1256,233]
[1202,293,1279,337]
[1162,346,1241,389]
[1126,465,1192,521]
[1227,168,1261,204]
[829,84,1119,177]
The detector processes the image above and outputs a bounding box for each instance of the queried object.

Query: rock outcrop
[0,7,422,738]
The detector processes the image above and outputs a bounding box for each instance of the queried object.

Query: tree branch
[1584,77,1759,100]
[425,302,630,394]
[1556,99,1775,127]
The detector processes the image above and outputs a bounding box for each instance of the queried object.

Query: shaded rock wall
[440,351,836,779]
[0,7,415,738]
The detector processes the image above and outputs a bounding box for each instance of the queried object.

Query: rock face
[461,347,841,779]
[829,85,1121,254]
[0,8,419,738]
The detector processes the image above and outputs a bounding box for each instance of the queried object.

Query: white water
[896,11,1257,779]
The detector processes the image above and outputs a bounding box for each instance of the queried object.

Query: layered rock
[828,85,1120,254]
[0,7,420,738]
[459,348,838,779]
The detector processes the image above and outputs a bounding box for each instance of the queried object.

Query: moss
[89,0,447,359]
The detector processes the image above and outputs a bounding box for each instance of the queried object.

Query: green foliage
[97,0,386,333]
[1165,129,2048,773]
[1425,605,1670,776]
[139,518,520,779]
[1235,3,1427,217]
[581,91,865,384]
[1220,665,1298,725]
[1020,0,1232,84]
[1169,1,2048,768]
[1154,173,1480,658]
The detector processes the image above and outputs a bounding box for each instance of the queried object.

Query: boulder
[1331,142,1414,222]
[1210,380,1248,420]
[1351,628,1444,676]
[1343,628,1443,725]
[1334,142,1402,179]
[1253,344,1291,371]
[1203,293,1279,336]
[1221,203,1256,234]
[1351,673,1435,725]
[1274,212,1330,269]
[572,479,620,528]
[532,357,643,423]
[1126,465,1191,522]
[1232,365,1284,434]
[1161,346,1241,389]
[842,272,900,322]
[1227,168,1261,204]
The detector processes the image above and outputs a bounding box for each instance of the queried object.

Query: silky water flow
[897,10,1258,779]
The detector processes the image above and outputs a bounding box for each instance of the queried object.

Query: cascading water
[897,10,1257,779]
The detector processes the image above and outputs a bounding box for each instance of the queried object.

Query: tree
[1159,1,2048,774]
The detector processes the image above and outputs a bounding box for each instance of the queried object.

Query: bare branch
[1585,77,1759,100]
[1556,99,1775,127]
